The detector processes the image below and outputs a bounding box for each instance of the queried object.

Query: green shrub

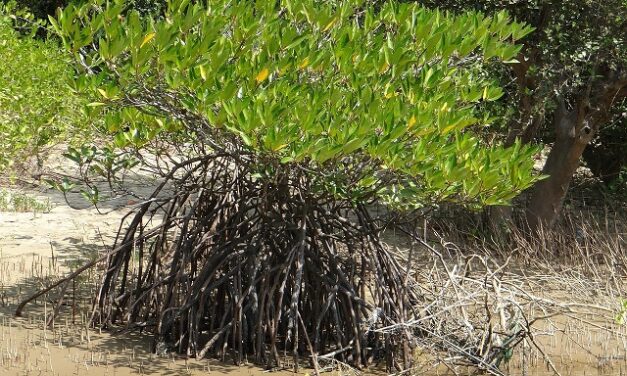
[0,188,52,213]
[583,110,627,185]
[0,0,164,21]
[0,6,87,172]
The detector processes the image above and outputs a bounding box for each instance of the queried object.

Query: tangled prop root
[89,153,420,372]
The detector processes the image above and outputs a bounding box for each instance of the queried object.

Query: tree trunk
[525,101,593,233]
[525,75,626,233]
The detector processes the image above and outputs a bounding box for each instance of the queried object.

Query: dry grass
[374,201,627,375]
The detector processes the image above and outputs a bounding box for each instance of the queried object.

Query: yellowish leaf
[384,91,398,99]
[97,88,108,99]
[255,68,270,83]
[140,32,156,48]
[322,18,337,32]
[379,62,390,74]
[414,128,432,136]
[442,124,456,134]
[408,116,416,129]
[298,57,310,70]
[199,65,207,80]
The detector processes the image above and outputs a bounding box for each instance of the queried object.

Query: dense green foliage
[417,0,627,183]
[416,0,626,93]
[52,0,539,208]
[584,117,627,186]
[0,6,86,171]
[0,0,164,20]
[0,0,69,20]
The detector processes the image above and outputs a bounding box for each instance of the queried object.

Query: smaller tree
[0,4,86,173]
[416,0,627,231]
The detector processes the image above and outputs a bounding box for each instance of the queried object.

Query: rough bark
[525,76,627,233]
[525,98,592,232]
